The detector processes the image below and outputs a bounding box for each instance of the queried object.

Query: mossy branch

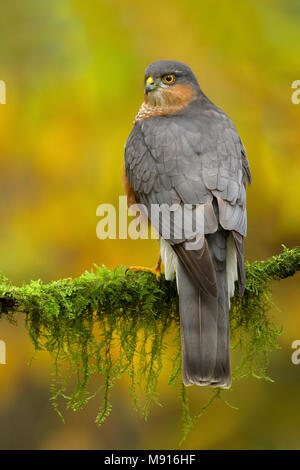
[0,245,299,439]
[0,245,299,318]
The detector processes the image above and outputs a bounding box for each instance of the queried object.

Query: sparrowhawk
[124,60,251,388]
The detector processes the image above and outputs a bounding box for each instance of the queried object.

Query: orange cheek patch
[163,83,195,107]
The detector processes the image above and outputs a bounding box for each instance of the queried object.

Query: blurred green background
[0,0,300,450]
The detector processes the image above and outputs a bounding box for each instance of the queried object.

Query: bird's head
[143,60,201,108]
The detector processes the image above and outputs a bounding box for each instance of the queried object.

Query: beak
[145,76,156,94]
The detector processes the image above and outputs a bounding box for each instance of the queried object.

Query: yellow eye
[162,74,175,85]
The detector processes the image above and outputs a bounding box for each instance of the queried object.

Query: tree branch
[0,246,299,317]
[0,245,299,433]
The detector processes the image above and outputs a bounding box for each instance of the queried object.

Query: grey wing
[124,104,251,294]
[125,115,217,297]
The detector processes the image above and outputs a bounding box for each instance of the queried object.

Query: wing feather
[124,98,251,292]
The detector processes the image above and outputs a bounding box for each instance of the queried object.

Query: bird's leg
[126,255,162,281]
[152,255,162,280]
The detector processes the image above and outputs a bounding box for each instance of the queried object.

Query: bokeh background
[0,0,300,450]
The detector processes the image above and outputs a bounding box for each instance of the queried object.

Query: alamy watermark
[291,80,300,104]
[0,82,7,364]
[96,196,205,250]
[0,340,6,364]
[291,340,300,365]
[0,80,6,104]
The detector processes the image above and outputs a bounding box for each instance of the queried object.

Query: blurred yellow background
[0,0,300,449]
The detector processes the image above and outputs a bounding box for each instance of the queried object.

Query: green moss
[0,246,299,440]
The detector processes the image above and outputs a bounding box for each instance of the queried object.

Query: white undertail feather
[160,238,177,280]
[226,233,238,306]
[161,234,238,307]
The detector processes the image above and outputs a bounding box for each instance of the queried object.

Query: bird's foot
[125,263,161,281]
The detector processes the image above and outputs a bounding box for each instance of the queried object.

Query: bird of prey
[124,60,251,388]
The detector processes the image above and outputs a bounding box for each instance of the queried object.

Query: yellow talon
[126,257,162,281]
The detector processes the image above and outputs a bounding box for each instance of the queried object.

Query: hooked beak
[145,76,157,94]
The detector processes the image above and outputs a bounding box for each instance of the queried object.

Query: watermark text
[0,80,6,104]
[291,340,300,365]
[96,196,205,250]
[291,80,300,104]
[0,340,6,364]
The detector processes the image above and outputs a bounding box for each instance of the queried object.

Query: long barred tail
[176,229,231,388]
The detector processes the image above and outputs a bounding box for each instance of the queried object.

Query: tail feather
[210,264,231,387]
[177,229,231,388]
[177,261,218,385]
